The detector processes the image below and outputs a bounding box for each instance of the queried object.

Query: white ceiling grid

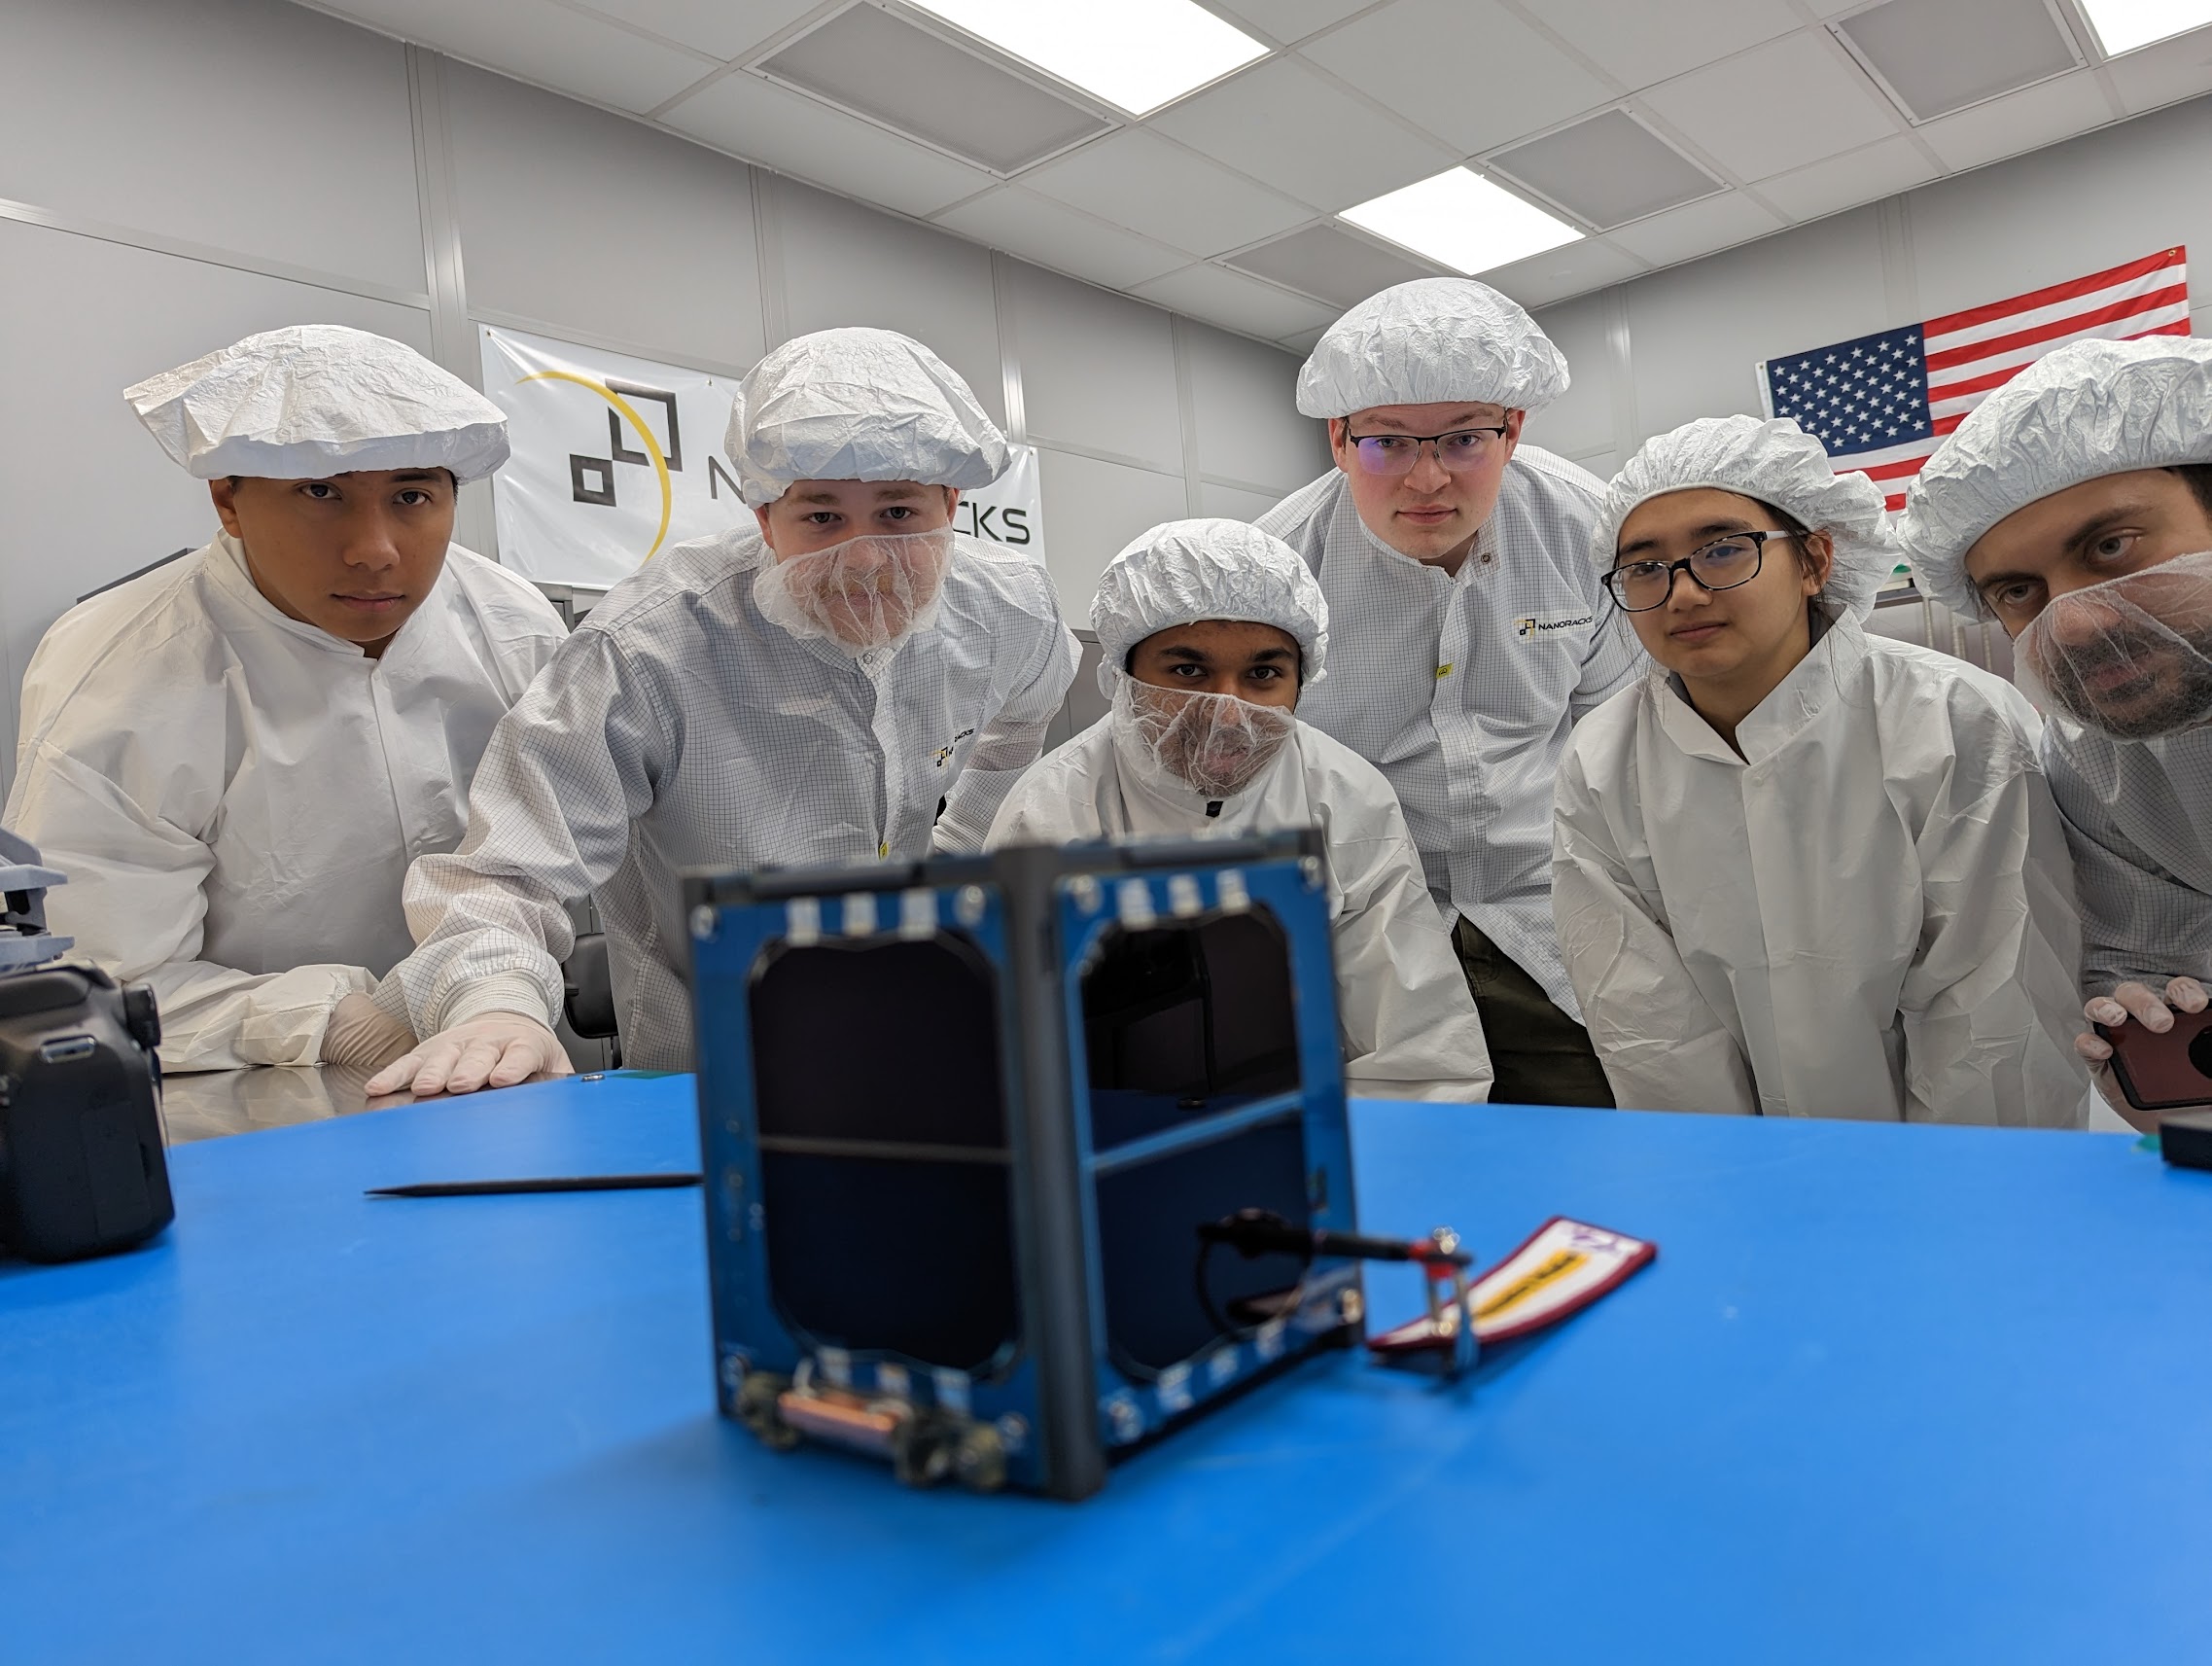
[293,0,2212,348]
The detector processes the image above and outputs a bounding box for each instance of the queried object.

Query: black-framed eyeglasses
[1339,422,1511,478]
[1603,530,1800,613]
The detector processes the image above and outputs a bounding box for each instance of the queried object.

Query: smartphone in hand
[2094,1005,2212,1113]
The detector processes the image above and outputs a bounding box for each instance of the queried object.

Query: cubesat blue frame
[685,831,1360,1501]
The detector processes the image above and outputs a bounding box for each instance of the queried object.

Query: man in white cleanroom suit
[1257,279,1637,1107]
[368,328,1077,1095]
[1554,415,2085,1124]
[4,325,566,1072]
[989,518,1493,1103]
[1897,337,2212,1120]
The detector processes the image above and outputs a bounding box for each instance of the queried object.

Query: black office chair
[562,933,621,1066]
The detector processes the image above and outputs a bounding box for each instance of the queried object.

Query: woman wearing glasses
[1550,415,2087,1124]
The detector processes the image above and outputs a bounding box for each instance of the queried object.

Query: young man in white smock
[989,518,1492,1103]
[1258,279,1637,1106]
[368,329,1076,1096]
[1553,415,2085,1124]
[4,326,566,1073]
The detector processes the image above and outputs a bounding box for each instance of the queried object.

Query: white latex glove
[2077,976,2210,1131]
[320,992,419,1073]
[365,1010,575,1098]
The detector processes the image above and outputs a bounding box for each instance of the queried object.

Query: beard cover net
[1111,678,1297,800]
[2016,550,2212,740]
[753,526,955,655]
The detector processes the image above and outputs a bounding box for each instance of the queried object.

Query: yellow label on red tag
[1473,1248,1586,1323]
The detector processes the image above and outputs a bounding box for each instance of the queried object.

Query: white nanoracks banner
[478,324,1044,586]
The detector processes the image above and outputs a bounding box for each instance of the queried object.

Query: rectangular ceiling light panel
[1837,0,2080,120]
[904,0,1269,115]
[2078,0,2212,52]
[1338,167,1582,275]
[1225,222,1447,306]
[761,4,1111,173]
[1487,110,1721,230]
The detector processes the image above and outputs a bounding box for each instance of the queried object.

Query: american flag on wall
[1757,246,2191,512]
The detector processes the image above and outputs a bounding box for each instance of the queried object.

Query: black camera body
[0,832,171,1263]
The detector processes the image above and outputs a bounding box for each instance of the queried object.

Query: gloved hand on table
[320,993,420,1073]
[364,1010,575,1098]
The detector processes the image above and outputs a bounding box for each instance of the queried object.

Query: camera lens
[2187,1026,2212,1081]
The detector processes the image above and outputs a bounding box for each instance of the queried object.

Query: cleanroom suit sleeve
[1550,744,1758,1115]
[1569,611,1644,723]
[5,741,369,1071]
[1895,745,2088,1126]
[932,620,1079,854]
[1329,805,1493,1103]
[384,629,666,1038]
[2045,760,2212,995]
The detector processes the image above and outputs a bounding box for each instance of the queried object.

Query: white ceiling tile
[1133,264,1340,337]
[1531,0,1800,91]
[573,0,827,61]
[1278,325,1330,354]
[2101,27,2212,116]
[1301,0,1614,154]
[1639,31,1900,181]
[1753,133,1938,221]
[1606,190,1784,266]
[931,188,1189,287]
[1020,129,1315,257]
[1917,71,2114,171]
[1147,57,1457,211]
[320,0,715,113]
[1837,0,2080,123]
[659,71,997,215]
[1211,0,1380,45]
[1479,237,1647,308]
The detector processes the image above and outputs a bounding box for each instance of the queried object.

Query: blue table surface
[4,1077,2209,1665]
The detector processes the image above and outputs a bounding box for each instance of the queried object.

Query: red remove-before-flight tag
[1367,1217,1655,1353]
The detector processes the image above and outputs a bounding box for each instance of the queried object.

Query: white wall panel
[1036,450,1192,617]
[1009,266,1182,472]
[1624,209,1891,441]
[1199,481,1290,522]
[775,181,1008,427]
[0,221,433,788]
[446,64,766,370]
[1183,324,1326,492]
[0,0,424,294]
[1519,293,1618,464]
[1905,97,2212,322]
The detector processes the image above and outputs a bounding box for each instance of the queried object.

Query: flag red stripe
[1883,492,1907,511]
[1922,283,2190,373]
[1927,360,2046,404]
[1853,452,1937,482]
[1922,247,2185,337]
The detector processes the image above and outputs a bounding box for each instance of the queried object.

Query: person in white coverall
[1897,336,2212,1128]
[1553,414,2086,1124]
[368,328,1077,1096]
[1256,279,1639,1107]
[989,518,1493,1103]
[3,325,566,1072]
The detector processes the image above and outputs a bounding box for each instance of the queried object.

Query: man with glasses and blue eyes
[1258,278,1636,1106]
